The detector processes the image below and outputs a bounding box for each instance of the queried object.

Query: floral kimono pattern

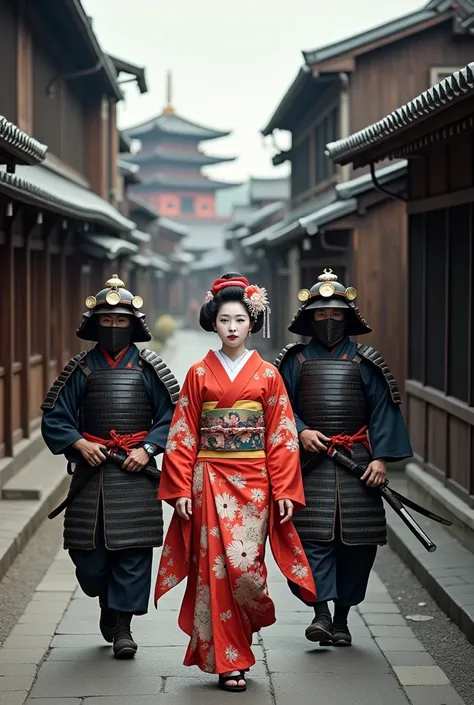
[155,350,316,674]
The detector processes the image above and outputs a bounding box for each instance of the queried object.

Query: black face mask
[312,318,346,348]
[98,325,132,354]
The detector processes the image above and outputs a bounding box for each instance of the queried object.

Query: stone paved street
[0,331,470,705]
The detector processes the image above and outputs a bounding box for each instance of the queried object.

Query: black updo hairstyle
[199,272,264,334]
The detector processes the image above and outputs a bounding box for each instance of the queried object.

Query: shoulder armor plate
[41,351,88,411]
[274,343,306,370]
[356,344,401,405]
[139,349,180,404]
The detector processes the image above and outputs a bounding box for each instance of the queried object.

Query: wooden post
[0,213,15,456]
[17,214,33,439]
[41,221,53,396]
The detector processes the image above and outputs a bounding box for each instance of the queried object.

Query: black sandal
[218,671,247,692]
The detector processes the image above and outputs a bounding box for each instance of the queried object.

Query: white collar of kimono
[214,349,254,381]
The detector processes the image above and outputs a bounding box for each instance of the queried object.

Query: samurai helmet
[76,274,152,342]
[288,268,371,337]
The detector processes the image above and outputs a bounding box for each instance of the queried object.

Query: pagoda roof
[134,173,241,192]
[121,147,236,167]
[124,111,231,142]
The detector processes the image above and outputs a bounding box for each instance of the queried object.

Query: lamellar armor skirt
[64,366,163,551]
[294,357,386,546]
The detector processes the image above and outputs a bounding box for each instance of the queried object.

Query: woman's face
[214,301,251,348]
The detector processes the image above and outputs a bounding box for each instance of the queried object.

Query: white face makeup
[214,301,251,350]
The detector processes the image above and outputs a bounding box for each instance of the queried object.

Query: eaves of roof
[109,55,148,94]
[82,234,138,259]
[190,248,234,272]
[37,1,123,101]
[326,62,474,166]
[158,217,189,237]
[261,66,310,136]
[129,228,151,244]
[0,116,48,166]
[335,160,408,198]
[127,195,160,220]
[143,249,172,272]
[302,6,440,66]
[0,164,135,232]
[241,160,408,249]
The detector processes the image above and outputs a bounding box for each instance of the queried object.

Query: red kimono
[155,350,316,674]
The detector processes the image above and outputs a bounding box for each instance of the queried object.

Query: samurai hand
[175,497,192,521]
[299,429,331,453]
[72,439,107,467]
[278,499,294,524]
[361,459,386,487]
[122,448,149,473]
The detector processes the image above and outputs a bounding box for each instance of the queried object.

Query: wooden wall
[352,198,407,389]
[0,202,129,458]
[350,21,474,142]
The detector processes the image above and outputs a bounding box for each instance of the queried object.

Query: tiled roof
[133,173,240,191]
[302,5,438,65]
[326,63,474,166]
[0,163,134,232]
[0,116,47,166]
[249,176,290,204]
[124,112,230,142]
[82,234,138,259]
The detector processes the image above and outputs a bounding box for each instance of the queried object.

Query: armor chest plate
[80,367,153,437]
[296,357,367,436]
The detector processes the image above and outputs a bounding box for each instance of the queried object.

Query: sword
[48,449,161,520]
[302,447,451,553]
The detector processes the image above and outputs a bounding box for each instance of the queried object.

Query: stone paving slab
[0,451,69,582]
[0,331,468,705]
[386,475,474,646]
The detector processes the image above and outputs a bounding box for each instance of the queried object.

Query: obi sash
[198,401,265,458]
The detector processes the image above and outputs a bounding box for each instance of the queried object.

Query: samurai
[41,275,179,659]
[276,269,413,647]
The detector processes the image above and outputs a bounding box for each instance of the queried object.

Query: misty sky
[82,0,425,183]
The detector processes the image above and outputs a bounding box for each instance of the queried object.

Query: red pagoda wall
[139,191,216,218]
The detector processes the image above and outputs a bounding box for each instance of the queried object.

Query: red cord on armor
[83,430,148,453]
[327,425,370,455]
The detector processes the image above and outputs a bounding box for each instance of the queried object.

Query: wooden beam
[41,220,53,396]
[17,213,35,439]
[0,215,15,455]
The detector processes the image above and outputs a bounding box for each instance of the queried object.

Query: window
[408,214,425,382]
[447,205,470,402]
[429,66,463,87]
[425,210,447,392]
[291,136,310,198]
[181,197,194,214]
[314,106,339,185]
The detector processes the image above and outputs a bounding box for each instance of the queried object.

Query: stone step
[0,427,46,490]
[0,449,69,580]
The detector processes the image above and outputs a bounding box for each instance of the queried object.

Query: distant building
[123,72,240,256]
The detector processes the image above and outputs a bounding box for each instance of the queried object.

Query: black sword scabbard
[326,447,439,552]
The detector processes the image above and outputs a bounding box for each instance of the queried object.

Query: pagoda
[123,72,239,224]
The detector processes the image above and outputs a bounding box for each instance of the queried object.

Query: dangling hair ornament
[204,291,214,303]
[243,284,272,339]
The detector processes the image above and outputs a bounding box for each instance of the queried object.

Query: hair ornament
[243,284,271,339]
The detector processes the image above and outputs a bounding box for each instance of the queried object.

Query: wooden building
[326,62,474,509]
[256,0,474,382]
[0,1,150,461]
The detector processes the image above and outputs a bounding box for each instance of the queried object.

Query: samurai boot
[113,612,137,659]
[332,604,352,646]
[332,624,352,646]
[99,599,117,644]
[305,601,333,644]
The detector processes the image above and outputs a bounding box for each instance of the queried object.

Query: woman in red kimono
[155,272,316,692]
